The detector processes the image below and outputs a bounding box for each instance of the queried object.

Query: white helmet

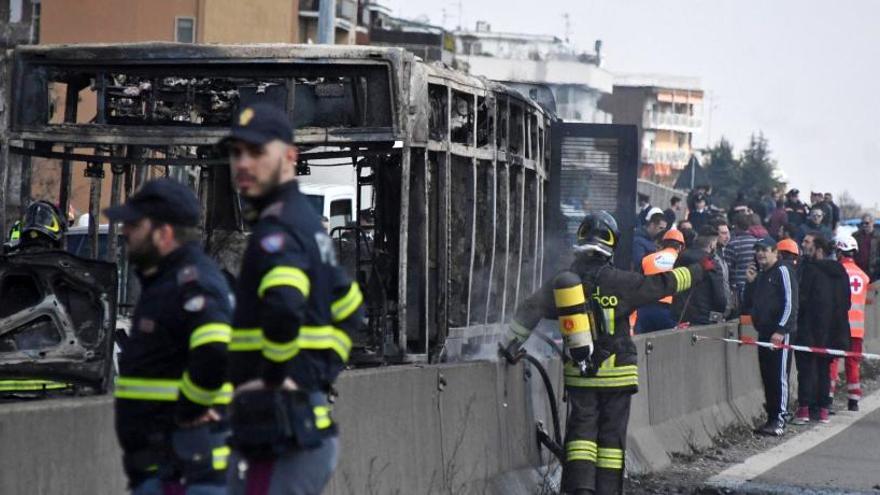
[835,235,858,254]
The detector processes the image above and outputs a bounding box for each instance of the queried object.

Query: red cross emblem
[850,276,864,294]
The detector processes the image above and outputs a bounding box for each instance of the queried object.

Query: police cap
[219,103,294,147]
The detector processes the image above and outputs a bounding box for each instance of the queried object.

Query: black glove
[498,338,523,364]
[589,346,612,375]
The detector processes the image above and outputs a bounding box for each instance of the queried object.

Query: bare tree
[837,190,862,220]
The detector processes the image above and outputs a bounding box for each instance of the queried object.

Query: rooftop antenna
[458,0,463,31]
[563,12,571,44]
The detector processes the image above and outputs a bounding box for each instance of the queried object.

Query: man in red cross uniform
[833,235,868,411]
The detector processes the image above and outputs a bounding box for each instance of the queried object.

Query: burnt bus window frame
[11,53,399,145]
[6,44,557,365]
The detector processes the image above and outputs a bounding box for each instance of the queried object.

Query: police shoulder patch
[183,295,206,312]
[177,265,199,285]
[260,233,285,253]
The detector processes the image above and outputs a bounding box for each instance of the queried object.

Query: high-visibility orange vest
[642,247,678,304]
[842,257,869,339]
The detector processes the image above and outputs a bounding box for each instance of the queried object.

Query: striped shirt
[725,230,758,292]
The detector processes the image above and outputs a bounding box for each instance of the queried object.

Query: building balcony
[641,148,690,169]
[643,111,702,132]
[299,0,359,24]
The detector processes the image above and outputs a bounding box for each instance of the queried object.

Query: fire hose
[500,344,565,463]
[692,334,880,360]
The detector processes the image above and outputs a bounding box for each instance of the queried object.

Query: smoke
[442,320,562,363]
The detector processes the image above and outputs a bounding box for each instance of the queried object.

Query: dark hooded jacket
[796,258,851,350]
[672,247,728,325]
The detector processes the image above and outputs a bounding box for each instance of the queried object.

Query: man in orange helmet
[635,229,685,333]
[777,238,801,269]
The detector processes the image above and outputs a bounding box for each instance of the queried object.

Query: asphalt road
[754,407,880,493]
[710,391,880,494]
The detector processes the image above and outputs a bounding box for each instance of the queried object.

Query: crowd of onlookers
[631,185,878,435]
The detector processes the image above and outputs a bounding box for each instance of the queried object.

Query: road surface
[710,390,880,494]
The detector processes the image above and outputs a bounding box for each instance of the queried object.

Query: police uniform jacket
[230,181,363,432]
[114,242,233,457]
[511,256,704,392]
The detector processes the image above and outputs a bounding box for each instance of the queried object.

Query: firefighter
[635,228,685,333]
[11,201,67,252]
[105,178,233,494]
[0,202,72,395]
[502,211,713,495]
[833,235,867,412]
[221,103,362,495]
[3,220,21,252]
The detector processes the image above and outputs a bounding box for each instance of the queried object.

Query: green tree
[739,132,781,200]
[705,137,741,208]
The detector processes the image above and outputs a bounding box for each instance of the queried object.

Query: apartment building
[599,74,703,183]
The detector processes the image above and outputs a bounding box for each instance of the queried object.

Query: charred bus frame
[4,43,552,364]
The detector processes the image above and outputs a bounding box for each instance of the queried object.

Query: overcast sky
[385,0,880,209]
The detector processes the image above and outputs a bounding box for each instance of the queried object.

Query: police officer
[502,211,713,495]
[221,103,363,494]
[105,178,233,494]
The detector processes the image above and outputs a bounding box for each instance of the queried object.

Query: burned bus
[2,43,636,381]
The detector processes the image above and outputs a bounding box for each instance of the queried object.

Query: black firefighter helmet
[574,210,619,258]
[21,200,66,246]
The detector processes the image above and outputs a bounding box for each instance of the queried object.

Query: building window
[175,17,196,43]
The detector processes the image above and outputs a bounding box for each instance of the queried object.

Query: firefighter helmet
[574,211,619,258]
[21,201,66,245]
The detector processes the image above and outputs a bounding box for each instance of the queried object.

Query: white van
[299,183,357,230]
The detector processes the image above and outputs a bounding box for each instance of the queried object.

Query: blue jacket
[632,227,657,270]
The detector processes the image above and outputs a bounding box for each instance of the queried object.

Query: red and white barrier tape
[692,334,880,361]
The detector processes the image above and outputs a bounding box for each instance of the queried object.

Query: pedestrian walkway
[708,390,880,493]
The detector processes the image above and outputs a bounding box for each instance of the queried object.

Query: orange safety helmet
[662,228,685,245]
[777,238,800,256]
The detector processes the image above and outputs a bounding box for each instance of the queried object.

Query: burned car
[0,250,117,395]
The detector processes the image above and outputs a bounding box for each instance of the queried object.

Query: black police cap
[104,178,201,227]
[219,103,294,147]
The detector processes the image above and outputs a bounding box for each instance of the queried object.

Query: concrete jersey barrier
[0,319,834,494]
